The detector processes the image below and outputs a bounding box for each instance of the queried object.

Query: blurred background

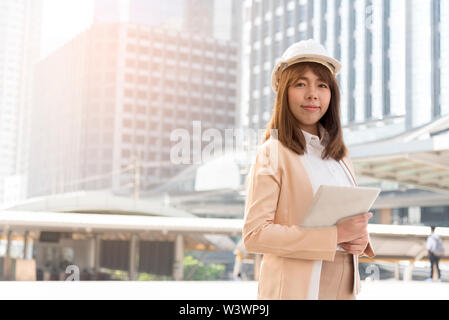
[0,0,448,288]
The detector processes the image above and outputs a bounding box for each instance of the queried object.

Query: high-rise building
[0,0,43,204]
[183,0,215,37]
[241,0,449,143]
[184,0,242,42]
[130,0,184,28]
[29,23,238,198]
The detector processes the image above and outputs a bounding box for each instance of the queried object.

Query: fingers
[340,243,365,251]
[342,235,368,246]
[339,243,365,256]
[341,212,372,224]
[365,212,373,219]
[336,213,372,244]
[348,233,368,242]
[353,212,373,223]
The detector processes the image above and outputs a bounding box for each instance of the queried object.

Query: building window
[252,49,260,66]
[252,25,260,41]
[296,31,306,41]
[297,5,306,23]
[137,91,147,99]
[136,135,145,144]
[122,149,131,158]
[286,35,294,47]
[124,104,133,112]
[126,44,136,53]
[287,10,294,28]
[263,0,270,11]
[124,89,134,98]
[274,40,282,58]
[274,0,282,9]
[274,15,282,33]
[125,74,134,83]
[125,59,135,68]
[123,119,132,128]
[138,61,148,69]
[263,21,270,38]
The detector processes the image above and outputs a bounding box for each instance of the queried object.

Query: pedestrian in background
[426,226,444,282]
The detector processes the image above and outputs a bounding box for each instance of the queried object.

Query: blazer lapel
[341,156,357,186]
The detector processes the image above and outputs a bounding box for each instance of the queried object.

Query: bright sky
[40,0,95,59]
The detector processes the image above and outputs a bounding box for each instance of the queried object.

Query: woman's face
[287,68,331,135]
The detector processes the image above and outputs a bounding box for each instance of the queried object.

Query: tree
[183,255,225,281]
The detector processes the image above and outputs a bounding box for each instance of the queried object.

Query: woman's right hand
[336,212,373,244]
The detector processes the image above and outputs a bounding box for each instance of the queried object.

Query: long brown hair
[264,62,348,161]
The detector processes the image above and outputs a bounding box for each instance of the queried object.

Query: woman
[242,39,375,300]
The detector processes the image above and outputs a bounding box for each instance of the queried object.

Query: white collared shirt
[298,124,357,299]
[299,126,355,194]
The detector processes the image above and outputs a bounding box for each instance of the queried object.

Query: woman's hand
[339,233,369,256]
[336,212,372,244]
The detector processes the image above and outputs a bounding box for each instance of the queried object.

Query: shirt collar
[301,123,327,146]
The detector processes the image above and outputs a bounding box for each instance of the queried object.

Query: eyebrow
[296,76,327,83]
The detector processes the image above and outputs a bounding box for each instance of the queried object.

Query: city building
[29,22,238,198]
[129,0,184,28]
[0,0,43,205]
[183,0,215,37]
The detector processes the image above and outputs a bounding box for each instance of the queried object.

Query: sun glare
[41,0,95,59]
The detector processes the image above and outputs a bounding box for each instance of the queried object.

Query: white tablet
[301,185,381,228]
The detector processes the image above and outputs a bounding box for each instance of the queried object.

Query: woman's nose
[306,87,318,99]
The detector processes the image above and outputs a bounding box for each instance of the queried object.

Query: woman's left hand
[339,233,369,256]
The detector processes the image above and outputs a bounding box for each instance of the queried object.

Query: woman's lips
[302,105,320,112]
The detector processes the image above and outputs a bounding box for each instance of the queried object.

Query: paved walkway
[0,280,448,299]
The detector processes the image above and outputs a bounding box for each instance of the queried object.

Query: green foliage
[183,255,226,281]
[137,273,173,281]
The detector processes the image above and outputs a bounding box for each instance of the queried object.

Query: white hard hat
[271,39,342,92]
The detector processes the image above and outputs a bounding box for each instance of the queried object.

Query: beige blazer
[243,138,375,300]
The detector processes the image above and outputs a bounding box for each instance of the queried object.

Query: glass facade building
[0,0,42,204]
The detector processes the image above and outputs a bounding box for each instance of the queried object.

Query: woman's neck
[300,125,320,138]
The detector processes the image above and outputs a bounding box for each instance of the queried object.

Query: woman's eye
[296,83,305,87]
[319,84,328,88]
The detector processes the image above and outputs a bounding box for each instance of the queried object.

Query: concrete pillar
[408,206,421,225]
[380,208,392,224]
[129,234,138,281]
[403,261,414,281]
[94,234,101,273]
[23,231,29,259]
[4,230,13,280]
[5,230,12,258]
[87,236,96,271]
[394,262,400,280]
[173,234,184,281]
